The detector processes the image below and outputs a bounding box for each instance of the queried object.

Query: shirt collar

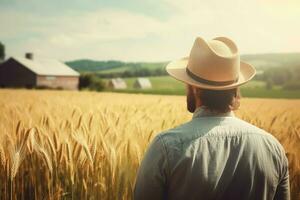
[192,106,235,119]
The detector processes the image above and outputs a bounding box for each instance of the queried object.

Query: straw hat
[166,36,256,90]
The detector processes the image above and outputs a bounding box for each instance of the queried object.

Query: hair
[198,88,240,113]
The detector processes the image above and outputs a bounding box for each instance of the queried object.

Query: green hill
[65,60,126,72]
[241,53,300,69]
[65,59,167,73]
[65,53,300,74]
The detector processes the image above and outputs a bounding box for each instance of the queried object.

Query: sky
[0,0,299,62]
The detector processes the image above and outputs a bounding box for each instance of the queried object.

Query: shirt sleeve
[274,150,290,200]
[134,134,169,200]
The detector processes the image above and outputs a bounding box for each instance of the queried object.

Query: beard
[186,85,196,113]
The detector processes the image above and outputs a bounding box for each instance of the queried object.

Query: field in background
[67,53,300,99]
[105,76,300,98]
[66,53,300,74]
[0,89,299,199]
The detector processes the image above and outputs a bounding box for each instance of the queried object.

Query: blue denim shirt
[134,107,290,200]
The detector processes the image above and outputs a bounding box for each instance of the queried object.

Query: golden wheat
[0,89,299,200]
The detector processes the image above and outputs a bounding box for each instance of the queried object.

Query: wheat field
[0,89,299,200]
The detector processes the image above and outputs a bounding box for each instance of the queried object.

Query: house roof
[135,78,152,88]
[110,78,127,88]
[10,57,79,76]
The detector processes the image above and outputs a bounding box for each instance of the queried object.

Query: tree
[266,78,273,90]
[79,74,93,89]
[90,79,105,91]
[0,42,5,61]
[283,81,300,90]
[79,74,105,91]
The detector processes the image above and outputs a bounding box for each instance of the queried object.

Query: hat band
[186,68,238,86]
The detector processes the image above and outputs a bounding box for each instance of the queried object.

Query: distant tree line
[261,65,300,90]
[79,74,105,91]
[0,42,5,61]
[67,60,126,72]
[66,59,167,74]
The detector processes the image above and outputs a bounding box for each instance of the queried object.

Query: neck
[193,106,235,119]
[196,105,232,114]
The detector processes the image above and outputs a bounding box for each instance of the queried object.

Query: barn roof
[135,78,152,88]
[109,78,127,89]
[11,57,79,76]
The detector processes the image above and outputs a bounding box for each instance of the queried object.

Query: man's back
[134,108,290,200]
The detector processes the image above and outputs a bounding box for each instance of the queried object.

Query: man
[134,36,290,200]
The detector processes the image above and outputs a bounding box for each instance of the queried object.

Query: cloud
[0,0,300,61]
[0,8,167,60]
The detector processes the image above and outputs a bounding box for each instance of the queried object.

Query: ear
[192,86,201,96]
[186,84,198,95]
[230,88,241,110]
[237,87,242,98]
[191,86,203,107]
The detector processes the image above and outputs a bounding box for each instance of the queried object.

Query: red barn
[0,53,79,90]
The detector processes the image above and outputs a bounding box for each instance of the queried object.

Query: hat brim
[166,57,256,90]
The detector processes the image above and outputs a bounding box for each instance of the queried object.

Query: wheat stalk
[0,90,299,200]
